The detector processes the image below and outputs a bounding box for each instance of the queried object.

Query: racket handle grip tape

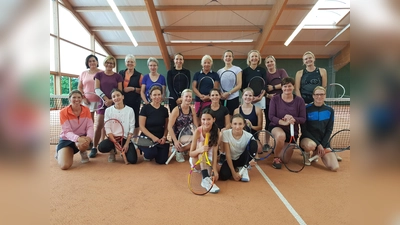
[204,133,210,146]
[290,124,294,136]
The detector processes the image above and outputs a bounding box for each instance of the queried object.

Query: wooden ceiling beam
[144,0,171,70]
[74,5,273,12]
[333,43,350,71]
[104,41,348,47]
[254,0,288,52]
[163,26,261,33]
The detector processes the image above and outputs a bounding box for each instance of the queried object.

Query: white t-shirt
[217,65,242,100]
[104,105,135,138]
[222,129,253,160]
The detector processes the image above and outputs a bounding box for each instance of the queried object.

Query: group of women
[57,50,339,193]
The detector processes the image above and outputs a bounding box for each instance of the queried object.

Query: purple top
[266,68,288,105]
[268,94,306,136]
[94,71,123,99]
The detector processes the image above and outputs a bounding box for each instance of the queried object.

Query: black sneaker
[218,154,226,165]
[89,147,97,158]
[272,158,282,169]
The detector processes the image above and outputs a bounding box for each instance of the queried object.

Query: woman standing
[118,54,142,136]
[140,57,166,104]
[90,56,123,158]
[241,50,267,109]
[265,55,289,129]
[139,86,170,164]
[217,50,242,116]
[295,51,327,104]
[167,53,191,112]
[78,54,102,121]
[98,89,137,164]
[269,77,306,169]
[57,90,93,170]
[192,55,220,117]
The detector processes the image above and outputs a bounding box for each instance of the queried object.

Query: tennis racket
[132,135,162,148]
[104,118,128,164]
[84,92,105,110]
[250,130,276,161]
[282,124,306,172]
[165,124,196,165]
[220,70,236,106]
[308,129,350,162]
[197,76,215,116]
[328,83,346,99]
[173,72,189,97]
[147,82,163,101]
[188,133,216,195]
[248,76,266,109]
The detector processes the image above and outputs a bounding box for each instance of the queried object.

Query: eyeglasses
[313,93,326,96]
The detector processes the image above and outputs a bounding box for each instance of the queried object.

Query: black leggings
[98,139,138,164]
[219,140,257,180]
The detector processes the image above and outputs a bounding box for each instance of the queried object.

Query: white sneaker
[239,167,250,182]
[176,151,185,162]
[304,152,311,166]
[80,151,89,163]
[201,177,220,193]
[335,153,342,162]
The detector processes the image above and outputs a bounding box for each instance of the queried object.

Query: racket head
[251,130,276,161]
[84,92,104,110]
[282,139,305,173]
[147,82,163,101]
[198,76,215,95]
[134,136,158,148]
[104,119,124,140]
[188,152,215,195]
[173,73,189,96]
[220,70,236,92]
[328,129,350,152]
[178,124,196,147]
[248,76,265,96]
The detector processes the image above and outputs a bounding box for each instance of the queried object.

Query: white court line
[255,164,307,225]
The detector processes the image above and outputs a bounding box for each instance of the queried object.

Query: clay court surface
[50,145,350,225]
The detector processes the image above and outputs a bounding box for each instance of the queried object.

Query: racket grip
[308,155,319,162]
[165,150,176,165]
[204,133,210,146]
[290,124,294,136]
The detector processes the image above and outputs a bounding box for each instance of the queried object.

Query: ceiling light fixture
[284,0,324,46]
[170,39,253,44]
[107,0,138,47]
[325,24,350,47]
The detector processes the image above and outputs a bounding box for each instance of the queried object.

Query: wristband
[273,85,276,90]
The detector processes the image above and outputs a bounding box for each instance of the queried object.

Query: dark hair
[281,77,295,86]
[85,54,99,69]
[200,108,219,147]
[69,89,83,98]
[110,88,123,96]
[209,88,221,95]
[149,85,162,95]
[223,50,234,59]
[231,113,246,124]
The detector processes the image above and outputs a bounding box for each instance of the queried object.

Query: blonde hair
[103,55,116,67]
[181,89,192,97]
[313,86,326,94]
[201,55,213,66]
[242,87,254,95]
[246,50,261,66]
